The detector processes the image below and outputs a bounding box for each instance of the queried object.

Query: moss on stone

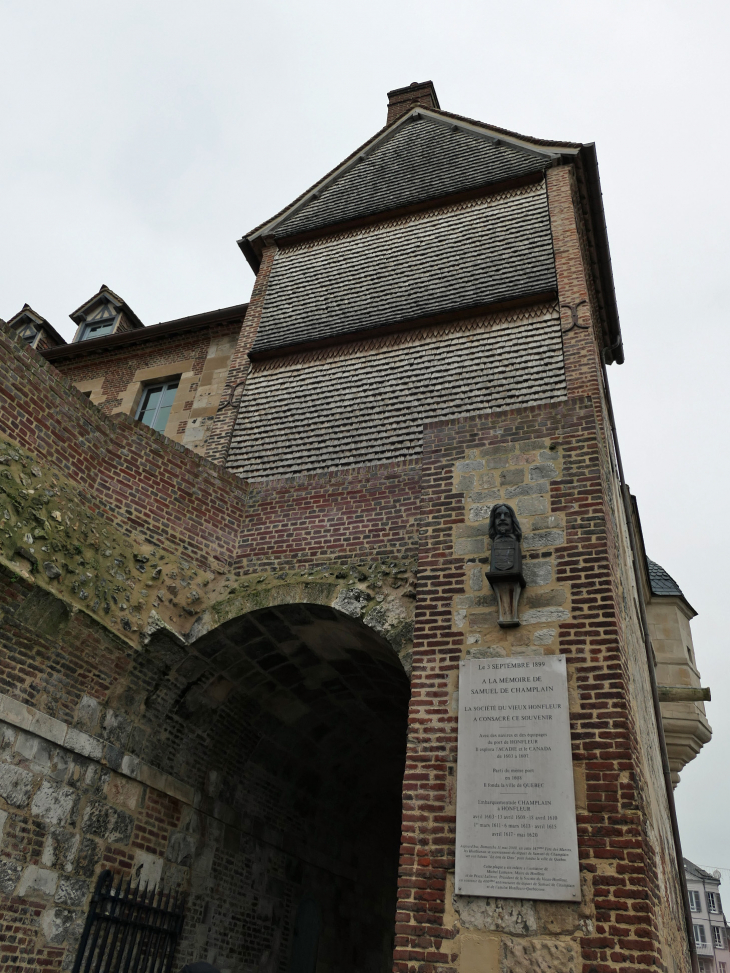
[0,436,222,647]
[0,436,418,667]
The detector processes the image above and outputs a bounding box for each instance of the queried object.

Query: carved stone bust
[485,504,526,627]
[486,503,525,588]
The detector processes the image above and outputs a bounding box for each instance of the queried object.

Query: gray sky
[2,0,728,868]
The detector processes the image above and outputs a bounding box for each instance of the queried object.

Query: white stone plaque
[455,656,580,901]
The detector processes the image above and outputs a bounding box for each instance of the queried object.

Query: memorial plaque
[455,656,580,901]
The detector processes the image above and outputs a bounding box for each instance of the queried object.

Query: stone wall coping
[0,692,195,807]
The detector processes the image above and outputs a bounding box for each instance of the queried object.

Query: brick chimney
[386,81,440,125]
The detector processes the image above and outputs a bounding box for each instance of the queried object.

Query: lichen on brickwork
[0,433,417,673]
[0,435,227,647]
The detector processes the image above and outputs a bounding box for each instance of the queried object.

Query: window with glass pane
[714,926,725,947]
[80,319,117,340]
[690,891,702,911]
[79,303,118,340]
[136,380,179,432]
[708,893,718,912]
[694,924,707,945]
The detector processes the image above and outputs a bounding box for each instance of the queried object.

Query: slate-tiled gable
[253,184,556,354]
[230,308,566,479]
[276,114,551,239]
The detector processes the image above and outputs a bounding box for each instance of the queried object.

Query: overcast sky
[2,1,729,869]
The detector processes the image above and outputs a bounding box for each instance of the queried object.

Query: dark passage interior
[143,603,410,972]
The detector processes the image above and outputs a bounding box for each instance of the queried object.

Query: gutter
[578,145,624,364]
[238,238,261,276]
[42,304,248,363]
[600,356,698,973]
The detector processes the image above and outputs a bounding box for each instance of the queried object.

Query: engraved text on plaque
[455,656,580,900]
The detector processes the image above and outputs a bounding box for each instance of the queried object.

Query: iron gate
[72,870,185,973]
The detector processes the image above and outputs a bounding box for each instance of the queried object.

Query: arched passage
[140,602,410,972]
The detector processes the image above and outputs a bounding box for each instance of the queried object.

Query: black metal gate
[72,870,185,973]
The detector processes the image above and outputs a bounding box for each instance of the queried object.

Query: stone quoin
[0,81,712,972]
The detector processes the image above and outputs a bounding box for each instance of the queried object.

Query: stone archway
[139,601,410,972]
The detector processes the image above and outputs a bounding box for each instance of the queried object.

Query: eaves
[41,304,248,363]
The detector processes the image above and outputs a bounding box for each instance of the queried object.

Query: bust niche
[485,503,526,628]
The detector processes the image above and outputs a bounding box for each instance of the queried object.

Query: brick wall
[206,245,278,465]
[0,321,247,571]
[391,390,689,972]
[49,320,241,456]
[0,331,692,972]
[0,149,693,972]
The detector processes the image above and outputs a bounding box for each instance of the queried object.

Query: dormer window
[6,305,65,350]
[69,286,144,343]
[79,302,119,341]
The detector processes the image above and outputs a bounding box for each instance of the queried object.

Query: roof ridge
[241,106,583,248]
[424,105,584,149]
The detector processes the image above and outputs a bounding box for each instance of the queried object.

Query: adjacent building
[686,861,730,972]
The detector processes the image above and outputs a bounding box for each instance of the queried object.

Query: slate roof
[252,185,556,354]
[239,100,623,365]
[275,114,552,239]
[647,559,684,598]
[243,106,579,251]
[229,308,566,479]
[684,859,718,883]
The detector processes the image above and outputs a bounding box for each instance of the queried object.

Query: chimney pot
[386,80,440,125]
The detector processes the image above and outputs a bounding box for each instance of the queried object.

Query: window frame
[135,378,181,433]
[713,925,725,948]
[689,890,702,912]
[708,892,718,913]
[79,318,118,341]
[693,923,707,945]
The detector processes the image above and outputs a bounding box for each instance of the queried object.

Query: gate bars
[72,870,186,973]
